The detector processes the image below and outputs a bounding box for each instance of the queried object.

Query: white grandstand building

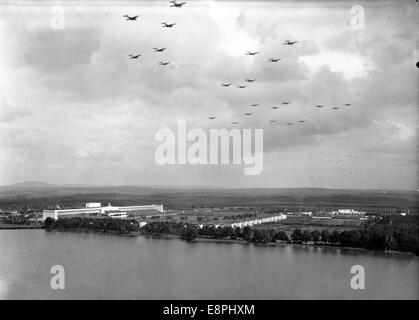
[333,209,365,216]
[230,214,287,228]
[42,202,164,221]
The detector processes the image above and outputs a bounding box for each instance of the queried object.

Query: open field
[0,185,417,214]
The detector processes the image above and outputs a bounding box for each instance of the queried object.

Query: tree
[231,227,241,240]
[302,230,312,243]
[330,230,340,244]
[251,229,272,244]
[291,229,303,242]
[338,231,352,246]
[311,230,321,242]
[199,224,215,237]
[321,229,330,243]
[275,231,289,241]
[242,226,252,242]
[181,224,198,240]
[44,217,55,230]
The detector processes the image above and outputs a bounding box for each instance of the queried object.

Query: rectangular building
[42,203,164,221]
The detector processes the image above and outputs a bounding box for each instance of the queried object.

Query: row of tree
[141,215,419,254]
[45,217,140,234]
[44,214,419,255]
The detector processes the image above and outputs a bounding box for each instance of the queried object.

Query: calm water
[0,230,417,299]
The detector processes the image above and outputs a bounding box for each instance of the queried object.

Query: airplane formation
[124,1,355,127]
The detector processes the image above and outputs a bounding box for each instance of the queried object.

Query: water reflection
[0,230,417,299]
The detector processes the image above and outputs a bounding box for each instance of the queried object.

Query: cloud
[0,96,31,123]
[24,28,100,72]
[0,1,416,189]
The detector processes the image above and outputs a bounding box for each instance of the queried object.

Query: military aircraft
[208,116,216,120]
[282,101,291,105]
[250,104,259,107]
[298,120,305,123]
[158,61,170,65]
[315,105,324,108]
[343,103,352,106]
[128,54,141,59]
[272,106,279,109]
[231,121,238,125]
[332,107,340,110]
[237,85,247,89]
[170,1,186,8]
[245,51,259,56]
[123,14,139,21]
[269,58,281,62]
[245,113,253,116]
[283,40,298,45]
[221,83,232,87]
[245,79,256,82]
[153,47,166,52]
[161,22,176,28]
[286,122,293,125]
[270,120,277,123]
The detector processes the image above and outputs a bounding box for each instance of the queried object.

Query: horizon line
[1,181,418,192]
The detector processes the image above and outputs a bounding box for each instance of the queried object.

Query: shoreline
[0,224,44,230]
[41,228,418,257]
[142,233,418,257]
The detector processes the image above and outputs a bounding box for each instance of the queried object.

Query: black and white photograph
[0,0,418,307]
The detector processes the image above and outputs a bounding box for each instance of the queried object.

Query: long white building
[42,202,164,221]
[333,209,365,216]
[230,214,287,228]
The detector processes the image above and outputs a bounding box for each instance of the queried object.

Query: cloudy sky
[0,0,417,189]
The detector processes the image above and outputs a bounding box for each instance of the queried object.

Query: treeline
[1,215,34,225]
[44,214,419,255]
[45,217,140,234]
[142,215,419,255]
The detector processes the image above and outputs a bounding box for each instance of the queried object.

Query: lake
[0,230,417,299]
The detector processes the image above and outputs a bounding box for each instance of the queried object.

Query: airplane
[161,22,176,28]
[282,101,291,105]
[286,122,293,125]
[153,47,166,52]
[231,121,238,125]
[123,14,139,21]
[343,103,352,106]
[298,120,305,123]
[245,51,259,56]
[245,113,253,116]
[208,116,216,120]
[250,104,258,107]
[283,40,298,45]
[221,83,232,87]
[270,120,277,123]
[158,61,170,65]
[237,85,247,89]
[315,105,324,108]
[332,107,340,110]
[272,106,279,109]
[170,1,186,8]
[245,79,256,82]
[128,54,141,59]
[269,58,281,62]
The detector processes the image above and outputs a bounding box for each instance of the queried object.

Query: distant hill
[8,181,57,188]
[0,182,417,213]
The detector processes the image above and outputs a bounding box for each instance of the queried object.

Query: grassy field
[0,185,417,214]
